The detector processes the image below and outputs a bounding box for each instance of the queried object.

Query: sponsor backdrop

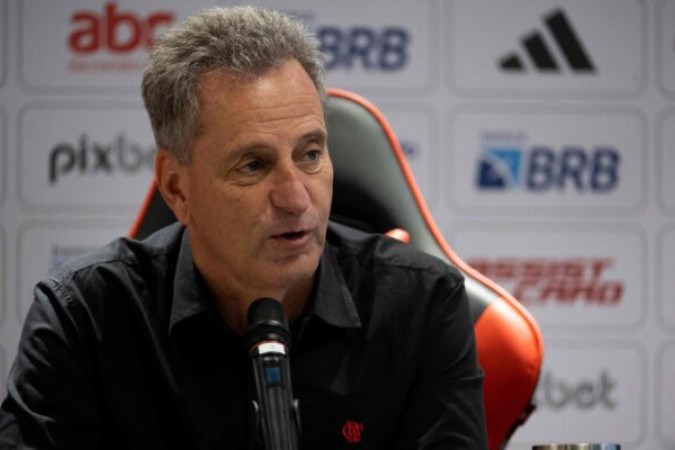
[0,0,672,448]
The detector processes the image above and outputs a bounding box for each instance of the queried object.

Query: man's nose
[270,164,310,213]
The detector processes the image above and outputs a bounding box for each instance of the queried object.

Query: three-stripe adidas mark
[499,8,596,74]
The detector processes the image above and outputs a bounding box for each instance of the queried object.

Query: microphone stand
[245,298,301,450]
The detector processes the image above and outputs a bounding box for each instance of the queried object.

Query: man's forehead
[198,64,320,111]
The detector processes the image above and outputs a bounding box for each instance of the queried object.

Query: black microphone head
[245,298,291,351]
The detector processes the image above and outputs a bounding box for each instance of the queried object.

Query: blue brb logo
[477,146,620,192]
[316,26,410,71]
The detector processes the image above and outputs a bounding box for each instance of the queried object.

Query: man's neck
[206,276,314,335]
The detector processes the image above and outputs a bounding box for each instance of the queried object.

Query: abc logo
[68,2,175,54]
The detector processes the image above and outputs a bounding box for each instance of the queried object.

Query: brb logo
[316,26,410,71]
[49,134,154,185]
[69,2,175,54]
[476,131,620,193]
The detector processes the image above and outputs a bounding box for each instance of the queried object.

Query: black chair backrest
[129,88,544,450]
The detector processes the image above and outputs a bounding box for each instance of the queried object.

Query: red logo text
[468,257,623,305]
[69,2,175,55]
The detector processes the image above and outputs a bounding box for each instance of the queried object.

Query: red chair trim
[327,91,544,446]
[327,88,542,345]
[128,180,159,238]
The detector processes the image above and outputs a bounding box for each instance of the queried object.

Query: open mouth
[277,230,308,241]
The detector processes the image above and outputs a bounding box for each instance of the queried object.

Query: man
[0,6,487,449]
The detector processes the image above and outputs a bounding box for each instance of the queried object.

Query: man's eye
[298,149,323,172]
[306,150,321,161]
[238,159,265,174]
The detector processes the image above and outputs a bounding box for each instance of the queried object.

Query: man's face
[173,59,332,300]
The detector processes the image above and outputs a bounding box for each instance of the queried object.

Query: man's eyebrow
[222,128,329,163]
[297,130,327,147]
[220,145,265,166]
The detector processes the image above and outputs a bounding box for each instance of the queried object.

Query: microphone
[245,298,300,450]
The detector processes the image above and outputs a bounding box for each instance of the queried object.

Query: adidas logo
[498,8,596,74]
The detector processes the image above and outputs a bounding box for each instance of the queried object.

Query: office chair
[130,88,544,450]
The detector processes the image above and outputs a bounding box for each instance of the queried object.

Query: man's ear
[155,149,190,225]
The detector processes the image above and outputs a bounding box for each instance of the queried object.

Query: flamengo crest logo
[498,8,596,74]
[342,420,364,444]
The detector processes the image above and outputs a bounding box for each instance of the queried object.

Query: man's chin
[267,253,320,286]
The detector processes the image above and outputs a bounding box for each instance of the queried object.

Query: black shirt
[0,222,487,449]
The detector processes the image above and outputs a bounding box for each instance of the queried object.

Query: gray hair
[141,6,325,164]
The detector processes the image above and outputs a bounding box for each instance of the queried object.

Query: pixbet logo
[68,2,175,55]
[476,131,620,193]
[467,257,623,305]
[536,370,617,411]
[48,134,154,185]
[317,26,410,71]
